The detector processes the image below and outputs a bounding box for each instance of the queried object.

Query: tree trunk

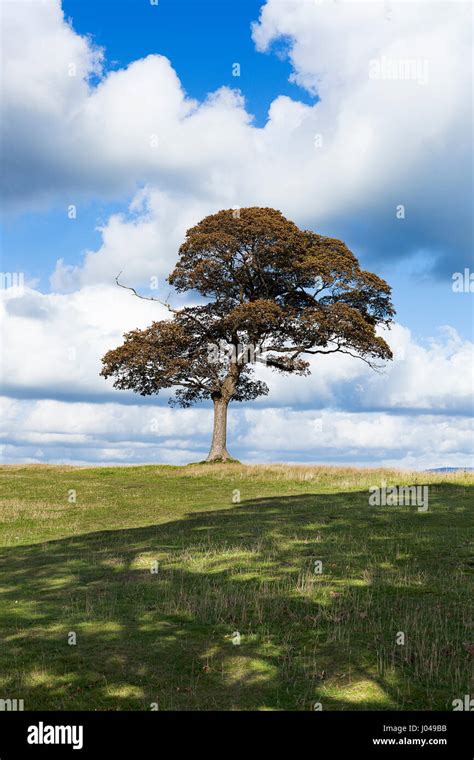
[206,395,230,461]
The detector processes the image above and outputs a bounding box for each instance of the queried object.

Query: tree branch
[115,272,178,313]
[115,272,219,345]
[264,342,385,371]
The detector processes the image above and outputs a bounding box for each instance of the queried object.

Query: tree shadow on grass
[0,483,472,711]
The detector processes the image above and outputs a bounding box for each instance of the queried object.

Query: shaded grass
[0,464,472,711]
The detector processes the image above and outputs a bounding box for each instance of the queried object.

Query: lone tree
[101,208,395,461]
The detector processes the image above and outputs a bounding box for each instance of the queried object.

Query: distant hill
[427,467,474,473]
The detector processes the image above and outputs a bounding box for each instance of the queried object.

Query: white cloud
[251,0,472,260]
[251,323,474,415]
[0,283,169,399]
[360,325,474,413]
[240,407,474,470]
[2,0,471,279]
[1,395,472,470]
[0,395,212,464]
[1,285,472,414]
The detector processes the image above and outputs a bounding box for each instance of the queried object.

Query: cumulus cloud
[1,286,472,415]
[0,284,169,401]
[1,0,252,213]
[1,395,472,469]
[252,0,472,270]
[255,322,474,415]
[1,0,471,279]
[239,407,474,470]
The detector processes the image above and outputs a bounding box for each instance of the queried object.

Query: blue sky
[62,0,316,127]
[0,0,472,468]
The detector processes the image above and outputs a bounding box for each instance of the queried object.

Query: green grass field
[0,464,472,711]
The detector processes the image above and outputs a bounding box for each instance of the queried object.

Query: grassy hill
[0,464,472,711]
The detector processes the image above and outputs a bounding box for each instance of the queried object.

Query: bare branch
[115,272,178,313]
[115,272,218,343]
